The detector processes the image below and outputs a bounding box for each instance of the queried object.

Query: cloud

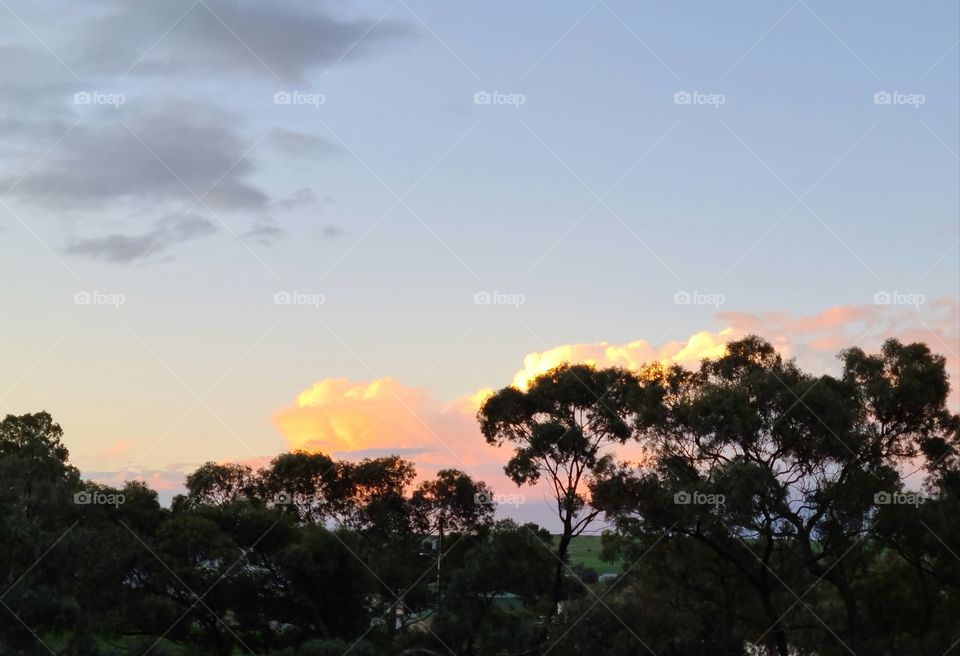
[718,299,959,404]
[272,331,741,467]
[321,225,348,238]
[242,218,285,247]
[270,129,342,159]
[718,305,879,336]
[88,468,186,492]
[72,0,415,81]
[509,329,735,390]
[271,187,317,212]
[6,104,270,211]
[1,2,411,263]
[104,440,131,459]
[64,214,218,264]
[274,378,489,462]
[275,303,960,470]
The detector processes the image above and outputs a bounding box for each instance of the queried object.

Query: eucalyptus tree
[478,364,640,615]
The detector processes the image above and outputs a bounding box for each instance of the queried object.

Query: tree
[257,450,337,522]
[179,461,257,507]
[410,468,495,536]
[0,412,83,654]
[594,336,959,656]
[432,520,554,656]
[478,364,639,618]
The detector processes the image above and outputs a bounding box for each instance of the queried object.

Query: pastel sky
[1,1,957,522]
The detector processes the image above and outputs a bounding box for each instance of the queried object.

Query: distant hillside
[556,534,623,574]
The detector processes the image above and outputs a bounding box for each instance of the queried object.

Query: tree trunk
[549,527,574,623]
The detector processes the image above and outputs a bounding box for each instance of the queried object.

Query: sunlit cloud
[510,329,735,390]
[273,329,741,461]
[274,377,493,466]
[80,302,958,510]
[275,302,959,468]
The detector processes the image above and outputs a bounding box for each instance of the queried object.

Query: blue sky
[1,0,957,517]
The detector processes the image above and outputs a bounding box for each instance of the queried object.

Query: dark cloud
[73,0,415,81]
[64,214,218,264]
[5,104,270,211]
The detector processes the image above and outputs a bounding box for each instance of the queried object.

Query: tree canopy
[1,336,957,655]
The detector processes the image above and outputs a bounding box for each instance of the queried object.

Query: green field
[557,534,623,574]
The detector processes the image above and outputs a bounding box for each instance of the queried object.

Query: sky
[1,0,958,526]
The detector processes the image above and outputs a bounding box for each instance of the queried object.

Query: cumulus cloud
[64,214,219,264]
[509,329,735,390]
[275,303,960,471]
[272,330,745,467]
[274,377,494,465]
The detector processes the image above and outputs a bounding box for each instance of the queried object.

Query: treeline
[0,336,958,655]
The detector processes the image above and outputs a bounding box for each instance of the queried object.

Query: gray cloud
[272,187,316,211]
[242,218,285,247]
[64,214,218,263]
[73,0,415,81]
[5,104,270,211]
[321,225,347,239]
[1,1,411,261]
[270,129,342,159]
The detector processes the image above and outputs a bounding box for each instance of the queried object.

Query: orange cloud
[273,330,741,465]
[273,377,498,470]
[274,302,959,471]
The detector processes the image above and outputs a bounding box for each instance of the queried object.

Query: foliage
[0,336,957,655]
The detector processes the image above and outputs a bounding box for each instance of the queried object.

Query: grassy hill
[557,534,623,574]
